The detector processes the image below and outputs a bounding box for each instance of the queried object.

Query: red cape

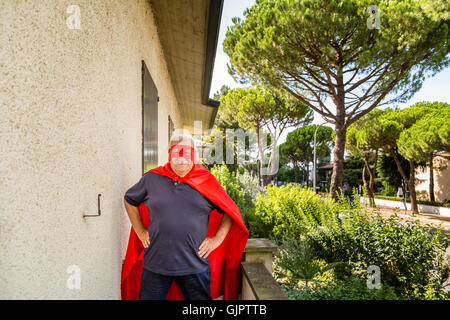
[121,162,249,300]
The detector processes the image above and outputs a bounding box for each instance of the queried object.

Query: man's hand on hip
[137,229,150,248]
[197,213,233,258]
[198,236,222,258]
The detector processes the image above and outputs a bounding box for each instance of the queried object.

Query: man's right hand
[137,229,150,248]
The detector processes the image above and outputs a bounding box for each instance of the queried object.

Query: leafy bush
[235,169,265,237]
[380,180,397,197]
[263,187,450,299]
[213,172,450,299]
[210,164,246,216]
[250,184,338,241]
[306,203,450,298]
[416,190,429,201]
[274,236,400,300]
[281,277,400,300]
[235,169,265,203]
[210,164,263,232]
[273,236,333,287]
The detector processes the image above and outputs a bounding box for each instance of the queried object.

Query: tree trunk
[255,126,268,186]
[363,154,375,207]
[306,163,310,187]
[293,162,298,184]
[362,163,367,193]
[389,148,418,214]
[329,121,346,199]
[368,150,378,207]
[429,155,435,202]
[402,180,408,211]
[409,161,418,214]
[304,166,307,185]
[265,134,280,186]
[256,127,277,186]
[262,175,272,186]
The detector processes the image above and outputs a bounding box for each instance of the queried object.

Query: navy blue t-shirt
[124,171,225,276]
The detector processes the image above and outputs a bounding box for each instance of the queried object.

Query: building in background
[415,153,450,203]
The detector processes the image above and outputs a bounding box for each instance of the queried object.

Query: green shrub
[273,236,332,287]
[210,164,246,219]
[306,204,450,299]
[210,164,263,234]
[251,184,339,241]
[247,183,450,299]
[380,180,397,197]
[235,169,264,203]
[281,277,400,300]
[274,235,400,300]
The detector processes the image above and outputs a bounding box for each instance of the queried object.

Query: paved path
[368,205,450,233]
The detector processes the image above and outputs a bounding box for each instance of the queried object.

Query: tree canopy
[347,108,387,205]
[219,85,313,184]
[279,125,333,184]
[397,102,450,162]
[224,0,450,198]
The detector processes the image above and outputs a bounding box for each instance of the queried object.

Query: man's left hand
[198,236,223,258]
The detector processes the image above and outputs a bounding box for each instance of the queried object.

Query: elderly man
[122,133,248,300]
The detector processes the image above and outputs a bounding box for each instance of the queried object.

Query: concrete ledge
[243,238,278,274]
[244,238,279,253]
[241,262,289,300]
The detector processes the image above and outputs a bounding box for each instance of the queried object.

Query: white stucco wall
[0,0,181,299]
[415,155,450,203]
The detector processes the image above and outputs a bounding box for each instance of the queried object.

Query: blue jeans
[139,268,212,300]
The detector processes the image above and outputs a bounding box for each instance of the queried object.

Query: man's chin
[173,163,192,174]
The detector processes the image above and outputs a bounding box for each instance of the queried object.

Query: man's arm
[124,199,150,248]
[214,212,233,242]
[198,213,233,258]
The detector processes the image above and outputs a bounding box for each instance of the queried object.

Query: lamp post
[313,123,327,193]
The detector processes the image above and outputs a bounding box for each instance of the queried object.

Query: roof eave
[202,0,223,130]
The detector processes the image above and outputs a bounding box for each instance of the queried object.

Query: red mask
[168,144,196,162]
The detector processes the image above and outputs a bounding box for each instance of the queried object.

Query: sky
[209,0,450,146]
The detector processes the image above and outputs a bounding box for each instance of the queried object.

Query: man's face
[169,141,195,176]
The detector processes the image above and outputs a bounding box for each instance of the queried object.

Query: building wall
[415,155,450,203]
[0,0,181,299]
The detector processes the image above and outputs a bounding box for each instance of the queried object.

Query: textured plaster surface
[0,0,180,299]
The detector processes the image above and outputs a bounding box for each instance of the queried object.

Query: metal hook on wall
[83,194,102,218]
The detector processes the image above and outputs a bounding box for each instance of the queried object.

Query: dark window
[168,115,174,142]
[142,60,158,173]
